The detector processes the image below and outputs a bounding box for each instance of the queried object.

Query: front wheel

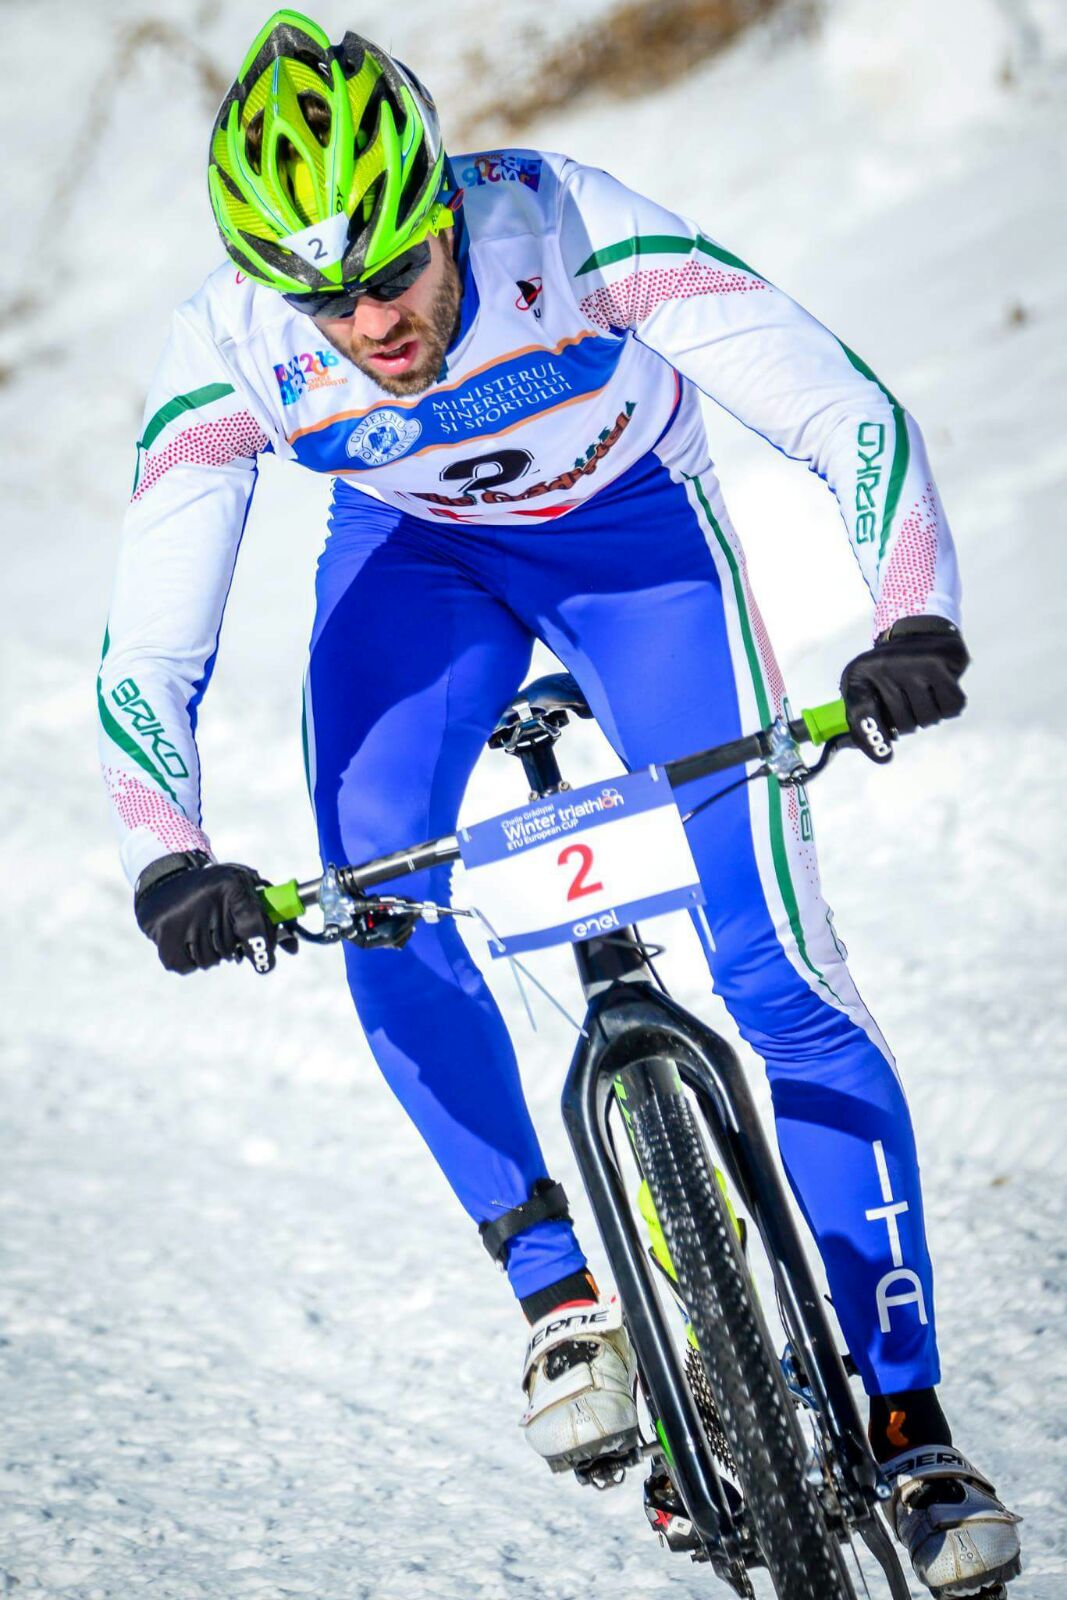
[627,1059,855,1600]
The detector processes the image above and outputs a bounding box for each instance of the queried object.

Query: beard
[322,253,463,397]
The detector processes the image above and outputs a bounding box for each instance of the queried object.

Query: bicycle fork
[558,932,893,1579]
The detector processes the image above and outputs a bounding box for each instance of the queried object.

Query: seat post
[520,732,565,798]
[488,672,594,796]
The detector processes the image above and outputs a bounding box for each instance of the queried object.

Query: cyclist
[98,12,1020,1593]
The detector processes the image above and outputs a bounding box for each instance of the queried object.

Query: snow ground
[2,0,1066,1595]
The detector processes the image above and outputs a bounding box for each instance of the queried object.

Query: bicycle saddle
[488,672,593,749]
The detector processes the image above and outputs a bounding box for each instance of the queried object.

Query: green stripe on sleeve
[97,625,180,804]
[140,383,236,452]
[695,236,766,280]
[575,233,765,280]
[839,343,910,566]
[131,382,236,494]
[96,675,180,802]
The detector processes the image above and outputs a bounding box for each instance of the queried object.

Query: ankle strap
[479,1179,572,1265]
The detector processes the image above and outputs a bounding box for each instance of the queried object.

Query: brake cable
[681,732,852,827]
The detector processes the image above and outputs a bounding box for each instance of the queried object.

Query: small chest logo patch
[515,278,543,317]
[346,409,423,466]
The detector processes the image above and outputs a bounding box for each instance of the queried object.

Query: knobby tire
[630,1070,855,1600]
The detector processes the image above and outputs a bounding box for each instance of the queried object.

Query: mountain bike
[260,673,914,1600]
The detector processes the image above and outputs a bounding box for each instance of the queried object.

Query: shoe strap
[521,1296,623,1382]
[882,1445,996,1504]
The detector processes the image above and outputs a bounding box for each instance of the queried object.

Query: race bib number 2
[458,767,705,957]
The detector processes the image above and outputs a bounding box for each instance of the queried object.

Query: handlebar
[260,696,852,928]
[662,697,849,788]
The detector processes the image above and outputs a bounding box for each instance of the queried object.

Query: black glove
[841,616,970,764]
[134,852,297,975]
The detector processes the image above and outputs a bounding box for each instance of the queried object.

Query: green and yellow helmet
[208,10,455,299]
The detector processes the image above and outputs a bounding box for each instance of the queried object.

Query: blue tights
[305,456,940,1395]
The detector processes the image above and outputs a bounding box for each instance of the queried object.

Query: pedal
[932,1561,1020,1600]
[935,1587,1009,1600]
[565,1427,642,1487]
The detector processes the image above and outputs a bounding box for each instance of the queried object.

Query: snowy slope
[3,1,1066,1595]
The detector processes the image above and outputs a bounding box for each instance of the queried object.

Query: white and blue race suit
[99,148,963,1396]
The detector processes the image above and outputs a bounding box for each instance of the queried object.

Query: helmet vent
[362,77,388,138]
[245,110,265,174]
[288,46,330,83]
[297,91,331,146]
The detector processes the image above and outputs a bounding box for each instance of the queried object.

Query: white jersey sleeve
[557,161,961,635]
[97,299,270,886]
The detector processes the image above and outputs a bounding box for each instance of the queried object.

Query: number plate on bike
[458,767,704,957]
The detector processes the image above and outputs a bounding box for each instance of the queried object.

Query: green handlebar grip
[260,879,306,924]
[801,698,850,745]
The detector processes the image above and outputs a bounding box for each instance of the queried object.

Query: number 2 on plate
[558,842,604,902]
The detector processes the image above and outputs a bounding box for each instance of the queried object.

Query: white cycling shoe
[519,1295,639,1471]
[884,1445,1022,1597]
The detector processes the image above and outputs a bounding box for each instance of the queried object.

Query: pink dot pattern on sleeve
[132,412,269,503]
[873,484,939,637]
[579,260,766,331]
[104,767,211,854]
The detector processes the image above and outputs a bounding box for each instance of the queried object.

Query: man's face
[313,233,462,397]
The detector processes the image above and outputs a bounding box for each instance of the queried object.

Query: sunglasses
[284,240,431,320]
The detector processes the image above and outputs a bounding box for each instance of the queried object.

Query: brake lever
[786,733,853,785]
